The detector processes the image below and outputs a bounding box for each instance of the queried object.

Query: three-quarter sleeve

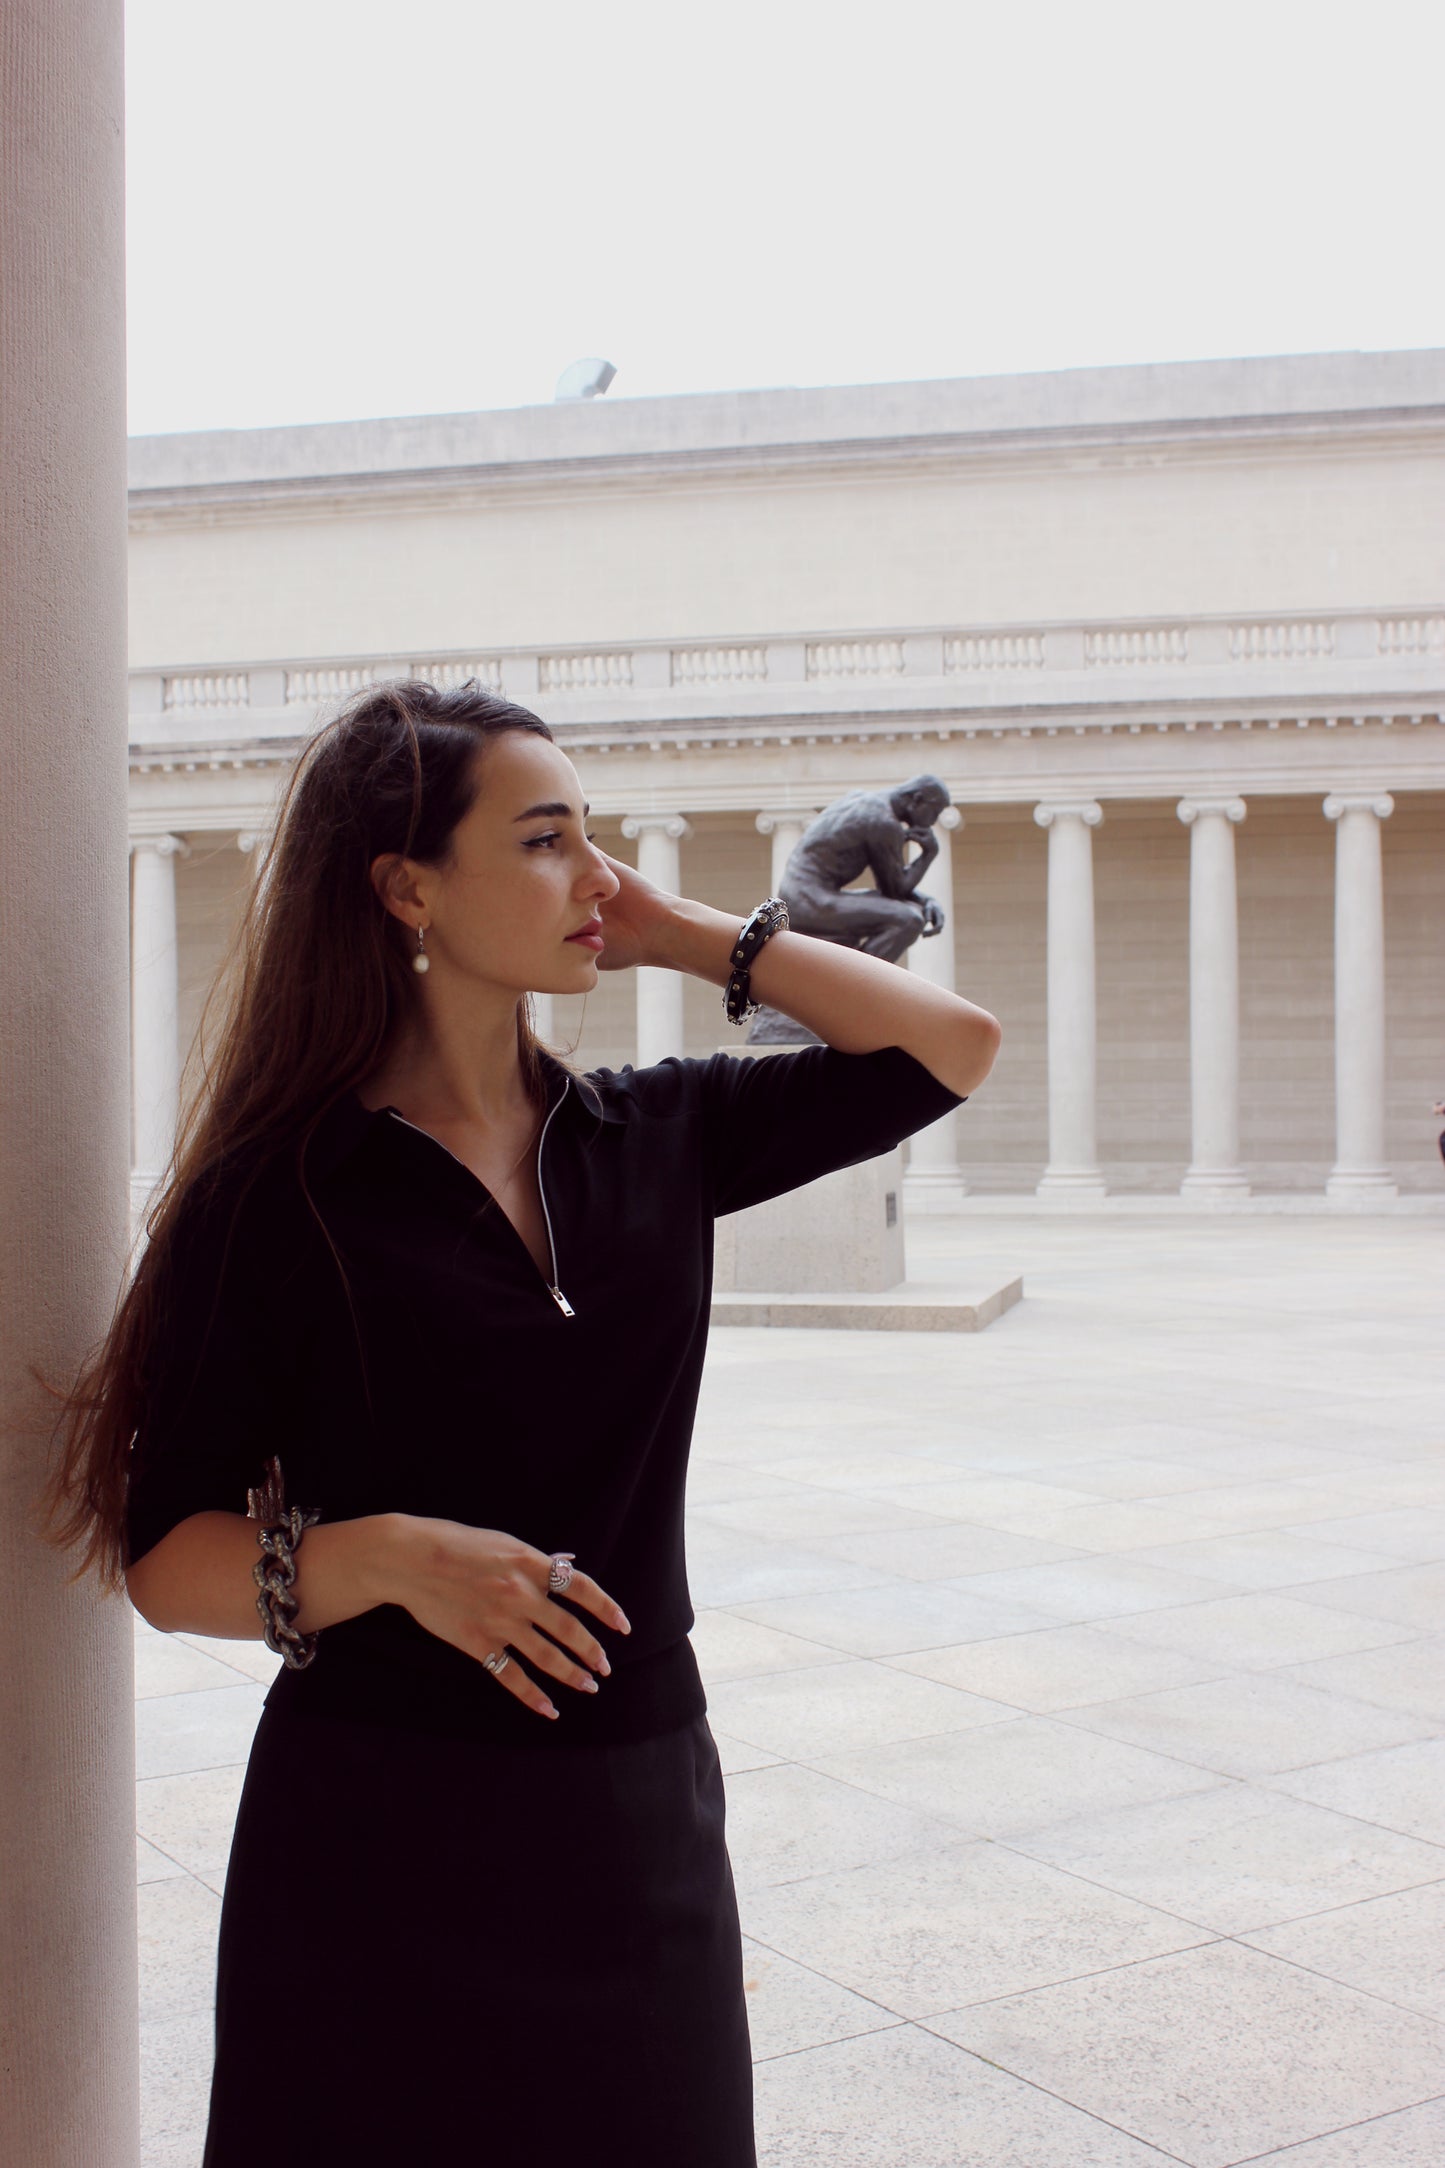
[124,1164,308,1567]
[694,1042,968,1217]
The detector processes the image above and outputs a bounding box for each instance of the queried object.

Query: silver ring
[482,1649,511,1676]
[547,1551,576,1595]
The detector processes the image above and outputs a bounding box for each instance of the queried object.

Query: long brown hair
[37,678,574,1592]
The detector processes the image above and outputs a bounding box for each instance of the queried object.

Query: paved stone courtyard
[135,1211,1445,2166]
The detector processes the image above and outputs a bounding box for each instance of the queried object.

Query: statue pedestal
[714,1144,906,1294]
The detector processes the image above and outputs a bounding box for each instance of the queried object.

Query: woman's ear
[369,851,422,925]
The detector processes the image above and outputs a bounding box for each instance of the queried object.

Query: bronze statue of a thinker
[748,774,952,1044]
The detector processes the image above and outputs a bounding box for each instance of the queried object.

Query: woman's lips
[566,930,605,950]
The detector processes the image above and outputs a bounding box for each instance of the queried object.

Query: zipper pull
[549,1285,576,1318]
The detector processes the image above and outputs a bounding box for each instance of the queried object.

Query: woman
[43,679,1000,2165]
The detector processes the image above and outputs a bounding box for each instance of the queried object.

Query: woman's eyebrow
[513,800,591,822]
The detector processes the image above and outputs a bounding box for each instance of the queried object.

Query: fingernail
[617,1615,632,1634]
[581,1676,598,1693]
[544,1704,558,1719]
[597,1655,611,1677]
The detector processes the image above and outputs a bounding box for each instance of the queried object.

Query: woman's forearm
[653,898,1002,1098]
[125,1508,403,1640]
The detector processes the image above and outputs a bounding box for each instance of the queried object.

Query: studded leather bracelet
[724,896,790,1026]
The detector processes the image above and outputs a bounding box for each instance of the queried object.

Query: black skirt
[202,1700,758,2167]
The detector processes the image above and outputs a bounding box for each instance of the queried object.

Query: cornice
[126,407,1445,530]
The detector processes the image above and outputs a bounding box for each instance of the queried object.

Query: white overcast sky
[125,0,1445,439]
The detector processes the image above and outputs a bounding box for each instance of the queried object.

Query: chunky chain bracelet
[724,896,790,1026]
[247,1454,323,1670]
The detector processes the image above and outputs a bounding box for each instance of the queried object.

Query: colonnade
[129,790,1400,1204]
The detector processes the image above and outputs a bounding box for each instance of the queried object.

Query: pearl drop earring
[413,925,430,974]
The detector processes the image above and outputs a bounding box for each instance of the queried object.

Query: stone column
[0,1,139,2161]
[1177,797,1249,1197]
[1034,801,1107,1196]
[1324,792,1396,1200]
[621,813,692,1064]
[755,807,817,894]
[530,990,557,1042]
[904,807,968,1210]
[130,834,190,1208]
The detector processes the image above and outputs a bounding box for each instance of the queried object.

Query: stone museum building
[126,350,1445,1207]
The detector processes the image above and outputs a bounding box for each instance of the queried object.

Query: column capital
[237,830,265,855]
[1178,796,1246,826]
[1034,799,1103,830]
[620,812,692,842]
[1324,792,1394,822]
[128,832,191,859]
[754,807,821,836]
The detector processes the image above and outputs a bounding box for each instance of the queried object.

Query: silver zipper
[534,1088,575,1316]
[386,1087,576,1318]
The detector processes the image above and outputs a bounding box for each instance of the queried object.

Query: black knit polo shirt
[125,1041,968,1748]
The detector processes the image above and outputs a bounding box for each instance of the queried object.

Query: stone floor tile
[1278,1638,1445,1725]
[1271,1741,1445,1846]
[723,1761,960,1894]
[760,1447,978,1493]
[134,1681,267,1781]
[741,1838,1210,2017]
[753,2021,1180,2166]
[853,1472,1104,1523]
[1245,1880,1445,2022]
[738,1935,899,2061]
[727,1580,1058,1657]
[133,1621,256,1700]
[802,1520,1085,1581]
[1280,1562,1445,1633]
[690,1609,843,1682]
[709,1728,787,1775]
[1007,1785,1445,1933]
[1122,1530,1402,1590]
[1024,1456,1229,1500]
[136,1764,248,1881]
[1243,2097,1445,2166]
[136,1833,189,1885]
[930,1941,1445,2168]
[137,1875,221,2026]
[1099,1592,1415,1672]
[1148,1481,1380,1533]
[809,1715,1214,1839]
[683,1522,892,1607]
[985,1499,1244,1553]
[140,2008,216,2168]
[692,1489,948,1543]
[936,1554,1242,1623]
[171,1631,280,1686]
[708,1658,1012,1759]
[1279,1509,1445,1563]
[885,1623,1221,1712]
[683,1461,813,1507]
[1058,1672,1434,1779]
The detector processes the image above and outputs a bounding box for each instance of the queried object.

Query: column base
[1180,1168,1252,1200]
[1325,1169,1399,1204]
[1035,1168,1108,1199]
[903,1168,970,1213]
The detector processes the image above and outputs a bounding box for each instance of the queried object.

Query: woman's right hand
[378,1513,631,1720]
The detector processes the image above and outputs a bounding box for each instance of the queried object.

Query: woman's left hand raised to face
[590,849,686,975]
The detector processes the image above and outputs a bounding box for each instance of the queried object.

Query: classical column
[1324,792,1396,1200]
[1177,797,1249,1197]
[1034,800,1107,1196]
[754,806,818,894]
[530,991,557,1043]
[130,834,190,1208]
[904,806,968,1209]
[1,1,139,2161]
[621,813,692,1064]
